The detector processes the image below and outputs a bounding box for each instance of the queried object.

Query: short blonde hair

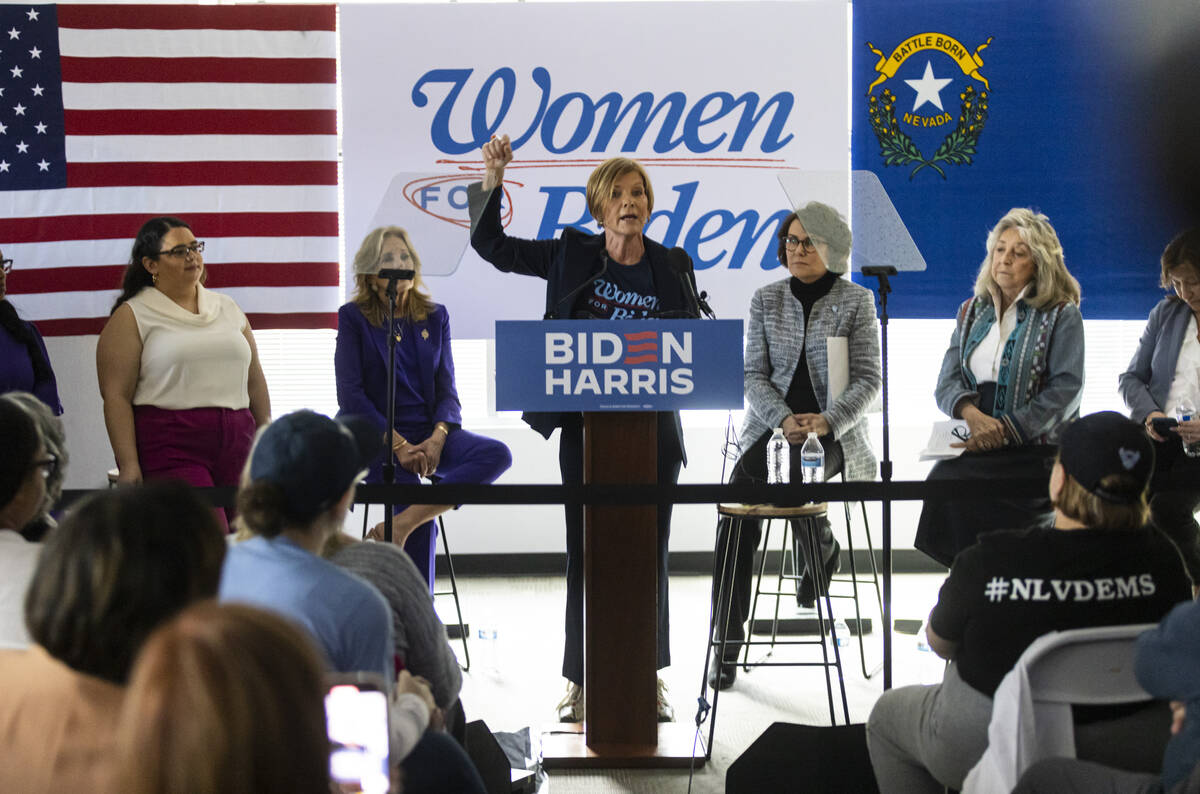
[350,226,434,325]
[585,158,654,227]
[1053,470,1149,531]
[973,208,1080,309]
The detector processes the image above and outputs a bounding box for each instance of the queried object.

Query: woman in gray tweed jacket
[709,202,881,690]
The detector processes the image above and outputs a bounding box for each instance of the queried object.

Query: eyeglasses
[31,454,57,480]
[155,241,205,259]
[951,426,972,443]
[1,258,12,273]
[783,235,820,254]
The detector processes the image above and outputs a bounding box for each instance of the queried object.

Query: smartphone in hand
[326,673,390,794]
[1152,416,1180,436]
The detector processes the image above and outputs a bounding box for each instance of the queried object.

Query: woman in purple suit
[335,226,511,588]
[0,249,61,414]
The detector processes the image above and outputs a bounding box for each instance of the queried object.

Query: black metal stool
[748,489,883,679]
[702,501,850,755]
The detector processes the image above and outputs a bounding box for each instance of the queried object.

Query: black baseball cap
[249,410,382,522]
[1059,411,1154,504]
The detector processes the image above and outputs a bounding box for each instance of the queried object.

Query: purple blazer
[334,301,462,436]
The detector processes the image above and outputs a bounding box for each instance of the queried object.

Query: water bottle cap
[807,431,818,438]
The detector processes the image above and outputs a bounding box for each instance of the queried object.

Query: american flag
[0,4,338,336]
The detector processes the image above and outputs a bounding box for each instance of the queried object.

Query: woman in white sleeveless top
[97,216,271,529]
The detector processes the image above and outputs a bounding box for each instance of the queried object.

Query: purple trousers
[134,404,256,530]
[370,426,512,591]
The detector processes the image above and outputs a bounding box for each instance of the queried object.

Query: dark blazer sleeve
[430,305,463,427]
[467,182,562,279]
[28,322,62,415]
[335,303,388,433]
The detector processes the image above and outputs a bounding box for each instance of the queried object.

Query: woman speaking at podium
[467,135,695,722]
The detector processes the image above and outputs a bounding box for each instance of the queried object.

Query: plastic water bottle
[800,432,825,484]
[833,617,850,648]
[1177,399,1200,458]
[767,427,789,484]
[475,620,501,675]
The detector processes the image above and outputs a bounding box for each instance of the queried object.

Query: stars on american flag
[0,5,66,187]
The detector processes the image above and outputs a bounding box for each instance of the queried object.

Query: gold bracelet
[434,423,449,437]
[394,435,408,449]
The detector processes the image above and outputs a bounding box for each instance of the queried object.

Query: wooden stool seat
[717,502,828,519]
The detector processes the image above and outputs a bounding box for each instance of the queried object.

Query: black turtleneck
[784,270,839,418]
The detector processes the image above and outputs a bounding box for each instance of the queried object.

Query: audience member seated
[1121,227,1200,588]
[324,531,463,713]
[113,602,334,794]
[915,208,1084,566]
[0,482,225,793]
[0,248,62,414]
[867,411,1192,794]
[5,391,68,542]
[220,409,394,680]
[1013,595,1200,794]
[0,394,52,649]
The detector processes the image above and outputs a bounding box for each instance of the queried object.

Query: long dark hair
[110,216,192,314]
[0,299,52,384]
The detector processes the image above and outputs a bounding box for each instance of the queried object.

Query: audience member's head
[237,410,379,539]
[25,481,226,683]
[0,394,48,532]
[115,601,330,794]
[1053,411,1154,530]
[3,392,67,540]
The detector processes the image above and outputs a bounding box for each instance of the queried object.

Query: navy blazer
[467,182,690,462]
[334,301,462,435]
[1120,296,1195,422]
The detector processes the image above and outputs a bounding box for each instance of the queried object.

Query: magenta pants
[134,405,256,530]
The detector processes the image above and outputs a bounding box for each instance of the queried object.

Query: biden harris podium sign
[495,320,744,412]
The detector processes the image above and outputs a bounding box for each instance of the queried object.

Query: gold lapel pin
[421,329,430,340]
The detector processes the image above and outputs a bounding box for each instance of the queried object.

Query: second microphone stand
[381,274,403,544]
[861,264,896,689]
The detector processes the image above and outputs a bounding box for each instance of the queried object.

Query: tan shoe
[556,682,584,723]
[656,678,675,722]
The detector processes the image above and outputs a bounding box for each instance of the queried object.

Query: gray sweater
[330,542,462,709]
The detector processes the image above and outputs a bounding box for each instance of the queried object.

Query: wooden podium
[493,319,744,768]
[540,411,699,768]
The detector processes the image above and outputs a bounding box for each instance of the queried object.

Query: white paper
[827,336,849,404]
[920,420,970,461]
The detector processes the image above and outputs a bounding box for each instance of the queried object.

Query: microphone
[546,253,608,319]
[667,247,714,319]
[377,268,415,281]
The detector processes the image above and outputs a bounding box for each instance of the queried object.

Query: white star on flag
[28,46,39,58]
[31,84,43,96]
[34,121,46,134]
[12,103,25,115]
[26,9,38,21]
[0,161,9,172]
[904,61,953,113]
[10,65,22,78]
[16,141,28,153]
[6,27,18,40]
[36,159,49,171]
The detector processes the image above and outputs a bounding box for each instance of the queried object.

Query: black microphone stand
[861,264,896,690]
[381,274,402,544]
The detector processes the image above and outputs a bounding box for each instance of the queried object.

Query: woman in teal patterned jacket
[915,208,1084,566]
